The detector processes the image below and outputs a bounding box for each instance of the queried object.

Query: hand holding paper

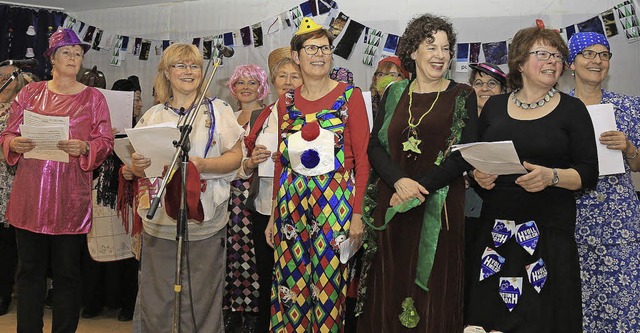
[9,136,35,154]
[586,104,624,175]
[515,162,554,193]
[125,123,180,178]
[452,141,527,175]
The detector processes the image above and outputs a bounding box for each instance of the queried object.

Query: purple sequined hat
[44,28,90,58]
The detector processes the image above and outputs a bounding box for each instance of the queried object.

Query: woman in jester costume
[265,18,370,332]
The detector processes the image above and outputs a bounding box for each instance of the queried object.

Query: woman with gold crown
[264,17,370,332]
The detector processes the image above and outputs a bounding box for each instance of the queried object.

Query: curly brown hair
[397,13,456,76]
[507,27,568,90]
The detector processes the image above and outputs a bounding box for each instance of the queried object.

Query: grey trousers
[137,228,226,333]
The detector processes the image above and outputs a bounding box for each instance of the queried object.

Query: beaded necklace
[511,87,558,110]
[402,77,444,155]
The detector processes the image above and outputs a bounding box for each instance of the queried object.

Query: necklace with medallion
[402,77,444,157]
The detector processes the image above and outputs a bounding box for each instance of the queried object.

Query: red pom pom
[301,121,320,141]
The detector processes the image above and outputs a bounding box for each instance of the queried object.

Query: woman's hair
[153,43,203,104]
[270,57,299,83]
[290,29,335,52]
[226,64,270,101]
[112,75,141,92]
[507,27,569,90]
[397,13,456,76]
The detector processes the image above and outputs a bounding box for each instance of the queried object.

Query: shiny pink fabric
[0,81,113,235]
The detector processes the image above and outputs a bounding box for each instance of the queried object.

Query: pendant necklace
[402,77,444,158]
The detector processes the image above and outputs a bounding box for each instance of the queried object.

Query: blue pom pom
[301,149,320,169]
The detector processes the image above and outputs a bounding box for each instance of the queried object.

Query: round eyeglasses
[374,72,403,79]
[472,79,500,90]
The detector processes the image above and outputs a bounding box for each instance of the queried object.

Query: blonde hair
[153,43,204,104]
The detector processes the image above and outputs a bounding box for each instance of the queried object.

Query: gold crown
[295,17,323,35]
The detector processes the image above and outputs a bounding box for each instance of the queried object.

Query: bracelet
[626,146,639,160]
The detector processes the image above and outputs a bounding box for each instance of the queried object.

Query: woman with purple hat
[0,28,114,332]
[468,62,507,114]
[568,31,640,332]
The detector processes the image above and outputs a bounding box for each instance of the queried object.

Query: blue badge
[480,247,505,281]
[515,221,540,255]
[492,219,515,248]
[499,277,522,312]
[526,258,548,293]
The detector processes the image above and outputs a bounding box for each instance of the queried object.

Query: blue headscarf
[568,32,610,64]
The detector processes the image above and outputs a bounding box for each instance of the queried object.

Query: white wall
[69,0,640,111]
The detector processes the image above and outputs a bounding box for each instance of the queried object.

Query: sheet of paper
[339,238,360,264]
[125,123,180,178]
[19,124,69,162]
[113,137,134,166]
[256,132,278,177]
[97,88,134,134]
[362,90,373,132]
[452,141,527,175]
[24,110,69,130]
[587,103,625,176]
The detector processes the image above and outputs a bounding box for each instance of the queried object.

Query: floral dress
[572,89,640,332]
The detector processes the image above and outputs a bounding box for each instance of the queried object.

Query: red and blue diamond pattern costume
[270,87,355,333]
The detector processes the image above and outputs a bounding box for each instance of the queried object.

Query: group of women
[0,10,638,333]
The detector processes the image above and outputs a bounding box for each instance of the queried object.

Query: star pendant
[402,136,422,154]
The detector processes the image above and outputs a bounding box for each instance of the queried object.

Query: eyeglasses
[528,50,564,62]
[301,44,334,56]
[578,50,613,61]
[374,72,403,79]
[171,63,202,71]
[472,79,500,90]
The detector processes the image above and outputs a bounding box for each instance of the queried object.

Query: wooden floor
[0,297,133,333]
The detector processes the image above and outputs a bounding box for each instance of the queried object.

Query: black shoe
[117,307,134,322]
[241,314,258,333]
[224,310,242,333]
[0,296,10,316]
[81,305,103,318]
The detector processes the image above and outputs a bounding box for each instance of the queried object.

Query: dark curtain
[0,5,67,80]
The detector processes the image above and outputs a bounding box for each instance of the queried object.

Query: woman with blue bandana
[568,31,640,332]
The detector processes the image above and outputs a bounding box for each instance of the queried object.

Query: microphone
[0,59,38,67]
[216,44,235,58]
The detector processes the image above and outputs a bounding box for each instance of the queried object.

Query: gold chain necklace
[403,78,444,156]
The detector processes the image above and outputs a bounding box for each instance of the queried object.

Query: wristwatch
[551,168,559,186]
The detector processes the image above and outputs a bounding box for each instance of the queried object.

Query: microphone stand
[145,53,226,333]
[0,70,20,95]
